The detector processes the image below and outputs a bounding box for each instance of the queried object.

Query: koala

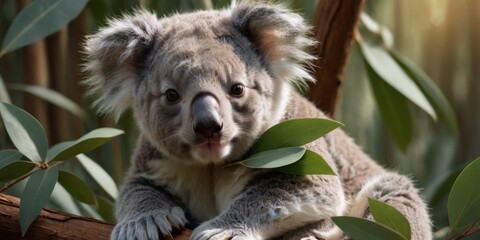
[83,1,432,240]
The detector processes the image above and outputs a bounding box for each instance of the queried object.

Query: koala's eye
[165,89,180,103]
[230,84,245,97]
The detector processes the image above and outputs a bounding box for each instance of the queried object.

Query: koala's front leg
[111,177,188,240]
[191,172,346,240]
[348,172,432,240]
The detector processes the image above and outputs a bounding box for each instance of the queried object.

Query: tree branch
[0,194,192,240]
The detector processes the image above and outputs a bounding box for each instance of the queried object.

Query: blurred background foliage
[0,0,478,235]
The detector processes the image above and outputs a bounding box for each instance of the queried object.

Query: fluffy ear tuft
[83,10,159,120]
[231,1,316,86]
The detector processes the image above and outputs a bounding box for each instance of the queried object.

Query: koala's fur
[83,1,432,239]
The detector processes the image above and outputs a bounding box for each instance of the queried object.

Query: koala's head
[83,2,314,165]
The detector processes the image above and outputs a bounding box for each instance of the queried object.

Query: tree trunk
[307,0,365,117]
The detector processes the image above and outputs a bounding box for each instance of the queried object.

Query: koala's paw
[110,207,187,240]
[191,222,259,240]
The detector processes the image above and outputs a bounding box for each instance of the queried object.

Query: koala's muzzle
[191,93,223,140]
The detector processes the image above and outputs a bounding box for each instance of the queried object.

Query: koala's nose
[191,93,223,139]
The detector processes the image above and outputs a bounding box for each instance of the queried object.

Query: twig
[0,167,41,193]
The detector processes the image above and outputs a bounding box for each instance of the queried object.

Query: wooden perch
[0,194,191,240]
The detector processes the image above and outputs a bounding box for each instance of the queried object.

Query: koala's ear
[231,2,315,84]
[83,10,158,120]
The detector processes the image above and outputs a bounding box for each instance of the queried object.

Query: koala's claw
[191,228,248,240]
[191,223,256,240]
[110,207,187,240]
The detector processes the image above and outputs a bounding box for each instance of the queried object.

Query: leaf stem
[0,166,42,193]
[452,220,480,240]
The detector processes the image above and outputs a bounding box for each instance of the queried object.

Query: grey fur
[83,1,432,239]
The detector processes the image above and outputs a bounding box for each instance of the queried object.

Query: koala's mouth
[193,139,232,162]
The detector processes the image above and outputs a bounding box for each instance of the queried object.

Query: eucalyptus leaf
[448,157,480,229]
[48,128,124,162]
[58,171,97,205]
[240,147,306,169]
[86,0,107,23]
[276,150,335,175]
[77,154,118,200]
[332,216,407,240]
[426,169,461,207]
[214,0,231,8]
[46,141,73,161]
[365,61,413,151]
[0,149,23,169]
[360,13,393,48]
[0,74,11,103]
[7,84,86,120]
[368,198,411,240]
[50,183,82,215]
[97,196,115,223]
[0,161,36,181]
[193,0,214,9]
[358,42,436,120]
[251,118,343,154]
[389,50,458,135]
[19,166,58,236]
[0,102,48,162]
[0,0,88,56]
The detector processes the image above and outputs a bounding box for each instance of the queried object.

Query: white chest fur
[146,160,257,221]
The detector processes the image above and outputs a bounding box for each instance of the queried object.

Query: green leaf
[360,13,393,48]
[77,154,118,200]
[426,169,461,207]
[193,0,213,9]
[47,128,124,162]
[276,149,335,175]
[368,198,411,240]
[0,161,36,181]
[19,166,58,236]
[364,61,413,151]
[46,141,73,161]
[0,0,88,56]
[240,147,306,169]
[57,171,97,205]
[0,74,11,103]
[358,42,436,120]
[7,84,86,120]
[0,102,48,162]
[332,216,407,240]
[214,0,231,8]
[251,118,343,154]
[448,157,480,229]
[86,0,107,24]
[0,149,23,169]
[50,184,82,215]
[96,197,115,223]
[389,50,458,135]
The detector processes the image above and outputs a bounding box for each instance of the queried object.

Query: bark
[0,194,191,240]
[308,0,365,117]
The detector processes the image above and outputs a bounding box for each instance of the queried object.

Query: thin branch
[453,220,480,240]
[0,166,41,193]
